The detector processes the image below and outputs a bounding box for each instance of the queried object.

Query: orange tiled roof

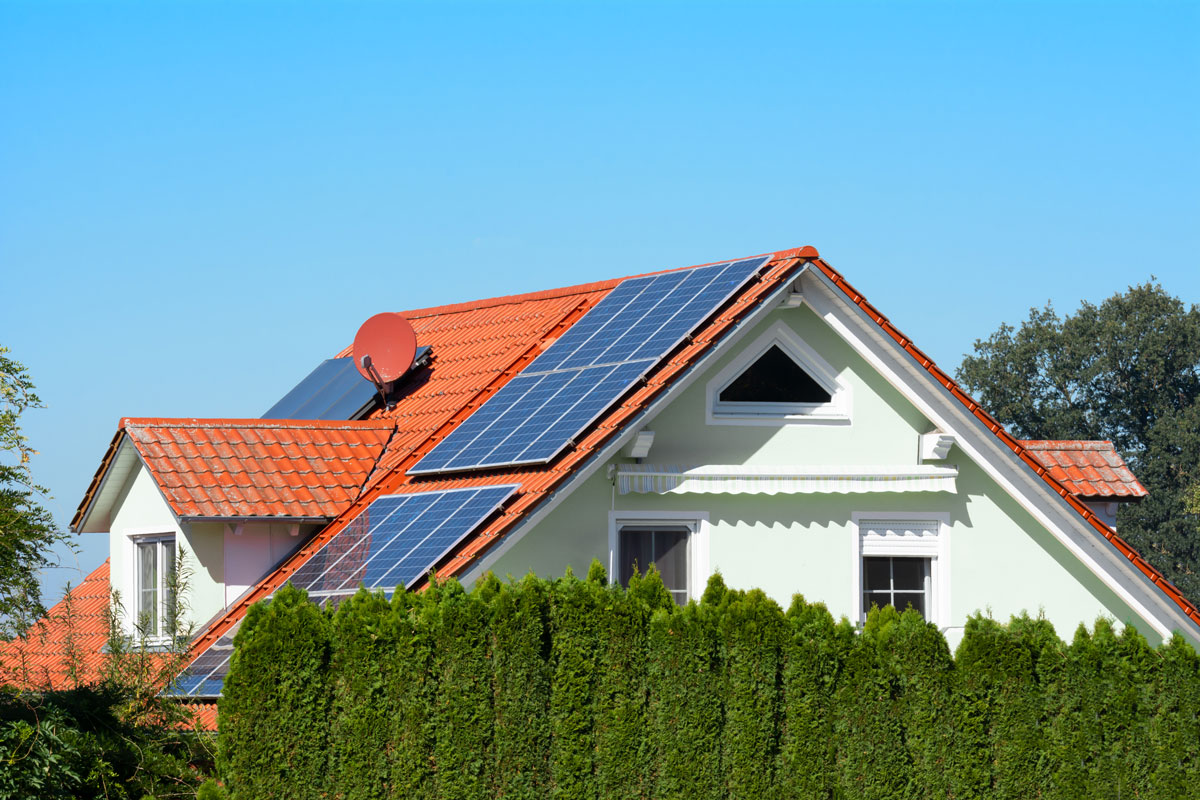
[0,560,112,690]
[84,419,396,522]
[1019,440,1148,500]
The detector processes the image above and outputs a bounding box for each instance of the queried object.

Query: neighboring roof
[74,419,396,526]
[808,258,1198,626]
[1020,440,1148,500]
[0,560,111,690]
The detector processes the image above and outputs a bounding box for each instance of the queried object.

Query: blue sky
[3,0,1197,600]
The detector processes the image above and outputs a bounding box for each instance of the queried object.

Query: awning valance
[613,464,958,495]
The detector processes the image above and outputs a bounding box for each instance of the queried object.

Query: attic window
[707,321,850,424]
[718,345,832,404]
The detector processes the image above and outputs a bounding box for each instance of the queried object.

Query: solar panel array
[263,357,378,420]
[410,256,769,473]
[264,346,431,420]
[170,484,517,697]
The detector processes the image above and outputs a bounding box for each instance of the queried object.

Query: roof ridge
[120,418,397,431]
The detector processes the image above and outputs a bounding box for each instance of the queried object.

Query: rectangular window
[862,555,930,620]
[618,525,690,605]
[135,536,176,637]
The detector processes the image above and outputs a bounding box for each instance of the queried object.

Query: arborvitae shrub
[647,588,724,800]
[432,579,494,800]
[218,583,330,800]
[490,573,552,799]
[327,588,395,800]
[1148,633,1200,795]
[217,571,1200,800]
[387,587,437,800]
[953,615,1046,799]
[591,569,665,800]
[547,564,608,800]
[883,608,957,798]
[833,606,913,800]
[778,596,846,800]
[720,588,785,800]
[1046,619,1158,799]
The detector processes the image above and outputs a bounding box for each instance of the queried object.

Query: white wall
[107,465,223,635]
[106,464,314,634]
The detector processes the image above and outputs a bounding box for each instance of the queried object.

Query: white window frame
[608,510,709,603]
[126,530,177,642]
[850,512,950,628]
[705,320,851,426]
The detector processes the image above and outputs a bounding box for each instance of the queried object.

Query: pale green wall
[486,304,1163,647]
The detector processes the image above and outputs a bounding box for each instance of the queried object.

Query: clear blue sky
[3,0,1197,601]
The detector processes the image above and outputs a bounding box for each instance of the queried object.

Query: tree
[0,346,72,641]
[956,281,1200,601]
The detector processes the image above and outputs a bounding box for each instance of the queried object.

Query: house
[5,246,1197,710]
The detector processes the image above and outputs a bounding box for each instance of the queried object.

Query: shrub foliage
[218,567,1200,799]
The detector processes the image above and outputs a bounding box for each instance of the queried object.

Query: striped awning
[614,464,958,495]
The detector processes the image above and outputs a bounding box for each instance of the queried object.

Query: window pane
[652,530,689,596]
[138,542,158,636]
[619,529,655,586]
[718,345,832,404]
[891,558,925,590]
[162,540,176,635]
[863,593,882,616]
[863,557,891,590]
[894,592,926,618]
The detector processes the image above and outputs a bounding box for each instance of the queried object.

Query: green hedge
[219,568,1200,800]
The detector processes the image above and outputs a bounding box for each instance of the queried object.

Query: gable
[475,300,1178,647]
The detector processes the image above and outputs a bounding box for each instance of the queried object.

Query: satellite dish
[352,313,418,385]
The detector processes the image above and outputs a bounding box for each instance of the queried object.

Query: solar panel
[171,484,517,697]
[264,346,431,420]
[169,622,239,698]
[410,256,769,474]
[263,357,378,420]
[286,484,518,595]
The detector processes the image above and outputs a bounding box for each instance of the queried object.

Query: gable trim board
[154,246,1199,680]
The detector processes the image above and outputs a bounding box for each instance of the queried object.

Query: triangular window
[707,323,850,423]
[718,345,832,405]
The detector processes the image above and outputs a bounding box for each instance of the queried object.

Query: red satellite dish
[352,312,418,385]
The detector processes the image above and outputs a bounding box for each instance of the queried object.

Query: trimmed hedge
[219,569,1200,800]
